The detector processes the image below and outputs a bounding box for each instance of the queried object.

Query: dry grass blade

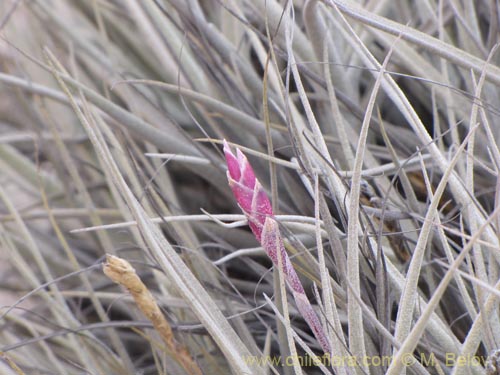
[0,351,26,375]
[45,49,264,374]
[1,1,500,373]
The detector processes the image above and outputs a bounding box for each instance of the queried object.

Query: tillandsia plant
[223,140,331,353]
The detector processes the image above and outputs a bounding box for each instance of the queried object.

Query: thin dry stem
[103,255,202,375]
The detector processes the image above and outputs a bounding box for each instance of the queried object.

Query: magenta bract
[223,140,331,354]
[223,141,272,242]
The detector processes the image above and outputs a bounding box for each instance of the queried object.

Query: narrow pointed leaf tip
[223,140,331,353]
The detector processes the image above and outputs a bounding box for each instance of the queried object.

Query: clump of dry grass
[0,0,500,374]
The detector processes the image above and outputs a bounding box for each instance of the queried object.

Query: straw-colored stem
[103,255,202,375]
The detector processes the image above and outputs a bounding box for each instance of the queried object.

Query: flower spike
[223,140,331,353]
[223,141,272,242]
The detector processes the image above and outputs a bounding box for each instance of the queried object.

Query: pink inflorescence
[224,142,272,242]
[223,140,331,353]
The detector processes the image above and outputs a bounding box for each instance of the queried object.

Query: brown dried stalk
[103,255,202,375]
[0,351,26,375]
